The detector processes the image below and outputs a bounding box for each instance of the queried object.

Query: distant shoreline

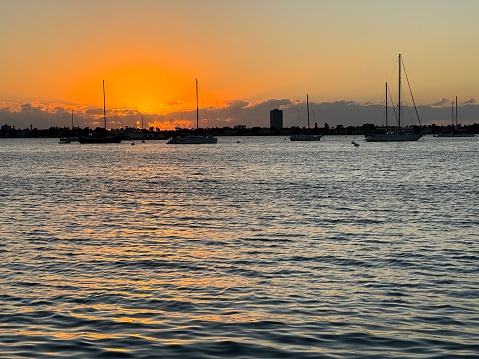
[1,123,478,139]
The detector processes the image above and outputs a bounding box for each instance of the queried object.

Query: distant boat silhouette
[59,110,79,143]
[365,54,423,142]
[290,95,322,141]
[434,96,475,137]
[78,81,123,144]
[167,79,217,144]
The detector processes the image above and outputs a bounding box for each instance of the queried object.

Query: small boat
[78,81,123,144]
[365,54,423,142]
[167,79,218,145]
[290,94,322,141]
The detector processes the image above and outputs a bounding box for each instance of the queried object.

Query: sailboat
[78,80,123,144]
[365,54,423,142]
[290,94,322,141]
[167,79,218,144]
[59,109,79,143]
[434,96,475,137]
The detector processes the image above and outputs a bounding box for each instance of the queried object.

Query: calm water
[1,136,478,358]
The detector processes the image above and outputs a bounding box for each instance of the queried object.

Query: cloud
[1,98,478,130]
[463,97,477,105]
[432,97,449,107]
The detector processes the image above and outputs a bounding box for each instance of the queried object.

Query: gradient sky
[1,0,479,130]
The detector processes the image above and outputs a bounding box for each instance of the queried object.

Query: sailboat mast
[103,80,107,129]
[306,94,310,128]
[455,95,458,127]
[451,101,454,126]
[385,82,388,127]
[71,109,74,129]
[196,78,199,130]
[398,54,401,128]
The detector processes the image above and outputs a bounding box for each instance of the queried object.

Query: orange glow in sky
[1,1,479,129]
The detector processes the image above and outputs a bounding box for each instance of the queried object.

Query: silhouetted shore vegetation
[1,123,477,138]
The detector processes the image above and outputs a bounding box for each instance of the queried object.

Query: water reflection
[1,137,478,358]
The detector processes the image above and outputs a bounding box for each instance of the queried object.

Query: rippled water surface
[1,136,478,358]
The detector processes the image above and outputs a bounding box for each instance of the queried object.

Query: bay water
[1,136,478,358]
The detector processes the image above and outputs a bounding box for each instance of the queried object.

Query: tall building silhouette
[270,109,283,130]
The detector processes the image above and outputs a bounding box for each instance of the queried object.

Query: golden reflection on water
[8,327,204,348]
[2,138,478,358]
[104,347,131,354]
[194,312,260,324]
[10,329,117,340]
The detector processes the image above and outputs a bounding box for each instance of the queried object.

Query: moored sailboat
[167,79,217,144]
[78,81,123,144]
[433,96,475,137]
[290,94,322,141]
[59,110,79,143]
[366,54,423,142]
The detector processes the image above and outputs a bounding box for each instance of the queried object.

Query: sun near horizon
[1,1,479,129]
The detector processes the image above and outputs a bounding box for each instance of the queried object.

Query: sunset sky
[1,0,479,130]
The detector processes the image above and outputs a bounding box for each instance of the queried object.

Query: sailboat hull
[365,133,422,142]
[290,134,322,141]
[167,135,218,144]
